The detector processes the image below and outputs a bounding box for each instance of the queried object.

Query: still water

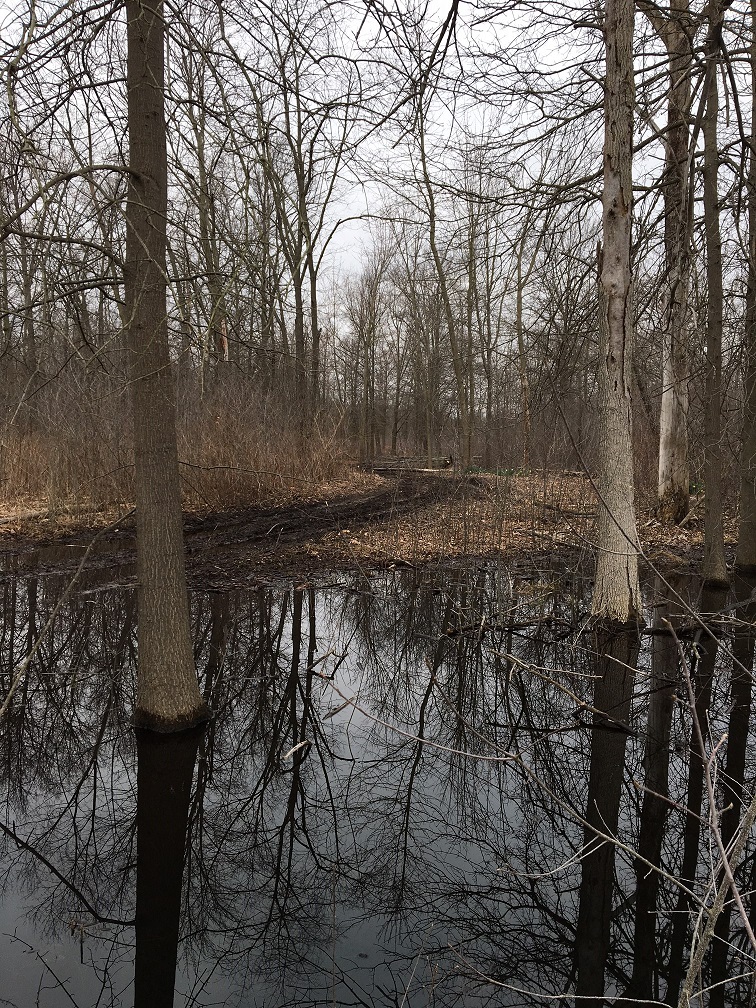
[0,562,754,1007]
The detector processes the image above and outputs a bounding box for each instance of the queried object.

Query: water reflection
[0,566,755,1006]
[135,727,203,1008]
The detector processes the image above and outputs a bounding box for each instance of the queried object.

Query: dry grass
[0,372,734,574]
[176,392,353,510]
[318,472,600,568]
[0,379,355,520]
[310,471,729,574]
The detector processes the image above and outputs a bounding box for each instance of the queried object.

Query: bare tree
[640,0,693,525]
[124,0,210,730]
[701,0,730,588]
[591,0,641,622]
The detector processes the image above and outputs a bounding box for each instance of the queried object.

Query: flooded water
[1,561,755,1007]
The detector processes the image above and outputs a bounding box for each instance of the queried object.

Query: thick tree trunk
[592,0,641,623]
[125,0,210,731]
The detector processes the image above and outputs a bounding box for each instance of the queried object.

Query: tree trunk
[516,244,532,469]
[592,0,642,623]
[125,0,210,731]
[656,1,692,524]
[701,0,729,587]
[736,0,756,572]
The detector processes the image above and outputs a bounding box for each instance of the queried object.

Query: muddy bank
[0,470,727,588]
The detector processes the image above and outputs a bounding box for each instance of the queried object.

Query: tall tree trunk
[737,0,756,572]
[125,0,210,731]
[516,244,532,469]
[308,251,320,416]
[419,113,472,467]
[702,0,729,587]
[656,0,692,524]
[592,0,642,623]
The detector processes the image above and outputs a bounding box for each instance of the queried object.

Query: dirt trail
[0,469,724,587]
[0,473,462,584]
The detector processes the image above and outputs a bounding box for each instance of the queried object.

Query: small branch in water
[0,820,135,926]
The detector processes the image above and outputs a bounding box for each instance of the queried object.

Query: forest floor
[0,469,732,586]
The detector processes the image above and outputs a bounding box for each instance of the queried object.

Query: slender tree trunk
[516,244,532,469]
[419,115,472,467]
[702,0,729,587]
[656,2,692,524]
[308,251,320,416]
[592,0,642,622]
[125,0,210,731]
[737,0,756,572]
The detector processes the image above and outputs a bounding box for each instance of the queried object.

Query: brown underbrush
[0,381,356,523]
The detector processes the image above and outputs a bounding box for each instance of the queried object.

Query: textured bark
[125,0,210,731]
[701,0,729,588]
[736,0,756,572]
[592,0,642,623]
[654,0,692,524]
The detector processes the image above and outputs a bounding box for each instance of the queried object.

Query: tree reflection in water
[0,565,755,1006]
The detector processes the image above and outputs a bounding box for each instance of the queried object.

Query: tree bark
[701,0,729,587]
[654,0,692,524]
[736,0,756,572]
[125,0,210,731]
[592,0,642,623]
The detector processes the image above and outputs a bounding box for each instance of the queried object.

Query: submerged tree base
[133,703,212,734]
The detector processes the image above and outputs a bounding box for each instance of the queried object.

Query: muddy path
[0,473,464,587]
[0,468,720,589]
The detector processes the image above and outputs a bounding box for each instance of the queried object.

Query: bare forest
[0,0,753,556]
[7,4,756,1005]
